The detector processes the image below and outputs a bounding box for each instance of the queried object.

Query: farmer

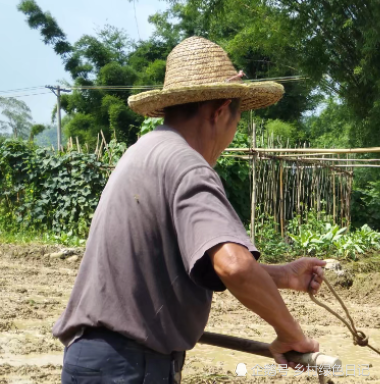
[53,36,325,384]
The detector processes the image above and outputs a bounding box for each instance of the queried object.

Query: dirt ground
[0,243,379,384]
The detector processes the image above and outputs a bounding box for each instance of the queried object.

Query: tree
[17,0,72,57]
[301,99,352,149]
[18,2,144,146]
[270,0,380,147]
[29,124,46,141]
[152,0,380,146]
[148,0,322,123]
[19,0,324,147]
[34,124,59,147]
[0,97,33,139]
[265,119,301,147]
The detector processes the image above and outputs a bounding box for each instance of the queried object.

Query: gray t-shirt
[52,126,259,354]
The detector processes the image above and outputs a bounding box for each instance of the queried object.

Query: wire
[1,92,52,99]
[247,75,307,83]
[68,76,307,91]
[0,86,46,94]
[0,75,307,98]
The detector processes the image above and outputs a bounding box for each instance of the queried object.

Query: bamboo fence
[62,130,380,240]
[251,155,353,235]
[224,126,380,241]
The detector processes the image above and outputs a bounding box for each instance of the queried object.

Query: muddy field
[0,243,380,383]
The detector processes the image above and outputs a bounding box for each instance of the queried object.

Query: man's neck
[165,119,220,167]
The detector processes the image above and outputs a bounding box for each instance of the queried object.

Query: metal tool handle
[198,332,341,367]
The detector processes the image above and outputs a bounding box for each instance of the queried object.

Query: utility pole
[46,85,71,150]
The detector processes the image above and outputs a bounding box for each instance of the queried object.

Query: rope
[308,275,380,355]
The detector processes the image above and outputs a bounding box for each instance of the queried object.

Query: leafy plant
[252,214,290,262]
[289,221,347,256]
[0,139,108,240]
[289,230,324,255]
[101,139,127,166]
[139,118,164,136]
[286,208,380,260]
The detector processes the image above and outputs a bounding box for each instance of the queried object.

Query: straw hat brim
[128,81,284,117]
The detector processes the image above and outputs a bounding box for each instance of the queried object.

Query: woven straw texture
[128,36,284,117]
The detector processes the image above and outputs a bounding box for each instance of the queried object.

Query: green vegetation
[0,139,107,242]
[3,0,379,255]
[19,0,380,146]
[0,121,251,243]
[255,209,380,263]
[2,126,380,262]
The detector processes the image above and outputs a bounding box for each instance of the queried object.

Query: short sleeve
[171,166,260,291]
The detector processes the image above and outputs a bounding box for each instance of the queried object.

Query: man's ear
[212,100,232,124]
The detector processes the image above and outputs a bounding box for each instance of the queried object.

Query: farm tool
[199,332,338,383]
[198,275,380,384]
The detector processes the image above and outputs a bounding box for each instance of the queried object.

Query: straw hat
[128,36,284,117]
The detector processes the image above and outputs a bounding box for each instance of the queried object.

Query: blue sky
[1,0,168,125]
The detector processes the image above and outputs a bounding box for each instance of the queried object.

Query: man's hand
[262,257,326,293]
[270,333,319,368]
[284,257,326,294]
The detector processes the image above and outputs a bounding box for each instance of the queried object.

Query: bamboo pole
[285,158,380,162]
[279,161,284,237]
[338,175,344,227]
[283,164,380,168]
[347,176,350,225]
[331,164,380,168]
[95,133,100,155]
[224,156,380,168]
[98,140,104,160]
[225,154,353,176]
[76,136,81,153]
[250,120,257,243]
[300,144,306,220]
[100,130,108,150]
[273,152,337,157]
[224,147,380,154]
[316,167,321,220]
[297,163,301,223]
[333,173,336,224]
[348,172,353,228]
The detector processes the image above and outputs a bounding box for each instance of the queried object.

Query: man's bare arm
[261,259,325,293]
[207,243,319,365]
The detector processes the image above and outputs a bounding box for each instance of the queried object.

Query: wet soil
[0,243,379,383]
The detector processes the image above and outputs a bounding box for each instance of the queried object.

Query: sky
[0,0,168,126]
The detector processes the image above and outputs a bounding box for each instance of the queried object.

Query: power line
[68,76,307,91]
[0,75,307,98]
[0,86,45,94]
[1,92,52,98]
[248,75,307,83]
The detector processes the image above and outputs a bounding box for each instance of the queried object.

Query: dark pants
[61,328,186,384]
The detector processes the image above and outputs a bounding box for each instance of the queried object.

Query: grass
[0,227,86,247]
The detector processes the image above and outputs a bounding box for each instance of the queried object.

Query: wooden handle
[198,332,341,367]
